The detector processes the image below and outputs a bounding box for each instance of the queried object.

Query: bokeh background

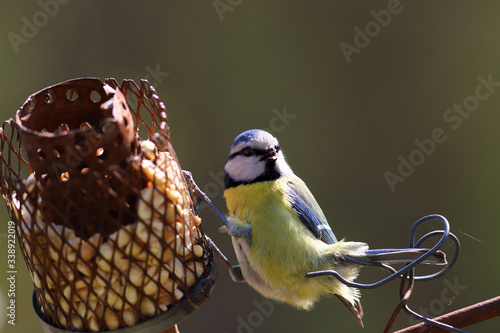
[1,1,499,332]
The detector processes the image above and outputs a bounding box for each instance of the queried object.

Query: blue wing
[286,175,337,244]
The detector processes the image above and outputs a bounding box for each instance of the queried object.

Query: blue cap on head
[232,129,273,148]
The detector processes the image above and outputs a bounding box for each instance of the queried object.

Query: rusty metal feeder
[0,78,216,332]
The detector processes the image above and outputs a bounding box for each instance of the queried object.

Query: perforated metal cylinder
[0,78,215,332]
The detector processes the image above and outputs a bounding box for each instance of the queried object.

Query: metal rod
[394,296,500,333]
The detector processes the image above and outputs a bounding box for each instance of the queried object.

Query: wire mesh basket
[0,78,216,332]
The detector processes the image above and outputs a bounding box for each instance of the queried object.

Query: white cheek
[225,156,265,182]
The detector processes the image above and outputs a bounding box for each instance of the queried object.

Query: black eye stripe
[228,147,267,160]
[242,148,265,156]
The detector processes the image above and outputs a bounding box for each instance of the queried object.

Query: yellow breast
[224,178,321,283]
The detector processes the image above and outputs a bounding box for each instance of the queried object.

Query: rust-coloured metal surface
[0,78,215,332]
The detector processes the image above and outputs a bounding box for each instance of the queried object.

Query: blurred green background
[1,1,499,332]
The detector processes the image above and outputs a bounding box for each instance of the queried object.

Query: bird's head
[224,129,292,188]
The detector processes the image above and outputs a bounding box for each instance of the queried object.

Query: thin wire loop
[305,214,458,289]
[412,230,460,281]
[304,214,465,332]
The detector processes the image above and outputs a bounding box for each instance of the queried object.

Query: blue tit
[221,129,446,326]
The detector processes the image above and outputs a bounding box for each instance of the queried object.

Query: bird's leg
[182,170,231,226]
[182,170,245,282]
[207,236,245,282]
[183,170,251,238]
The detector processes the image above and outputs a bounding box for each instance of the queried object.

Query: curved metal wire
[384,251,468,332]
[389,230,467,332]
[305,214,465,332]
[412,230,460,281]
[403,303,470,333]
[305,214,459,289]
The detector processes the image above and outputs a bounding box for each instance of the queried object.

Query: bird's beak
[261,148,277,162]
